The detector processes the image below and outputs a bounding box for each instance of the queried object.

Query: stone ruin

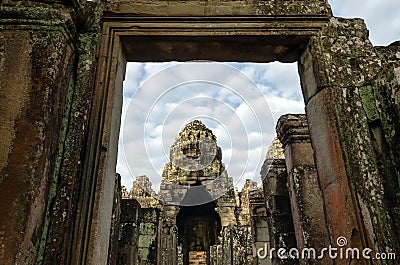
[122,120,259,265]
[0,0,399,264]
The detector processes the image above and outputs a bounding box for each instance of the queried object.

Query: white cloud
[238,62,302,100]
[123,63,144,98]
[119,63,279,190]
[265,95,305,122]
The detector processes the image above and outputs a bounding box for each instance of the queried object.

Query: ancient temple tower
[156,120,254,265]
[160,120,231,205]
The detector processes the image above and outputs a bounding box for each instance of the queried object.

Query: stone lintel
[101,1,332,63]
[0,4,76,34]
[105,0,332,18]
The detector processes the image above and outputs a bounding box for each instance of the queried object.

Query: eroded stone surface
[277,114,332,265]
[261,152,297,265]
[300,17,400,262]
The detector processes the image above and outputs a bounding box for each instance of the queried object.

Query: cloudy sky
[117,0,400,191]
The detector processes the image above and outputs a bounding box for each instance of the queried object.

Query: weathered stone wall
[299,17,400,263]
[118,199,141,265]
[138,208,160,265]
[237,180,259,226]
[216,188,237,228]
[125,176,161,265]
[222,226,253,265]
[108,174,123,265]
[0,1,102,264]
[261,157,297,265]
[373,43,400,241]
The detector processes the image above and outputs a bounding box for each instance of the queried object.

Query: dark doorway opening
[177,193,222,265]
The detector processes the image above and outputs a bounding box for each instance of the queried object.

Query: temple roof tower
[159,120,232,206]
[162,120,225,186]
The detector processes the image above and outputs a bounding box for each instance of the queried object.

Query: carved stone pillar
[276,114,331,264]
[261,149,297,265]
[118,199,141,265]
[249,188,272,265]
[159,205,179,265]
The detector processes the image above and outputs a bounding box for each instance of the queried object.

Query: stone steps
[189,251,207,265]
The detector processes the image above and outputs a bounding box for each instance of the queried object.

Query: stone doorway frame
[75,1,397,264]
[80,7,330,262]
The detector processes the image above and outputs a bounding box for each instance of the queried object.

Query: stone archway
[85,4,331,261]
